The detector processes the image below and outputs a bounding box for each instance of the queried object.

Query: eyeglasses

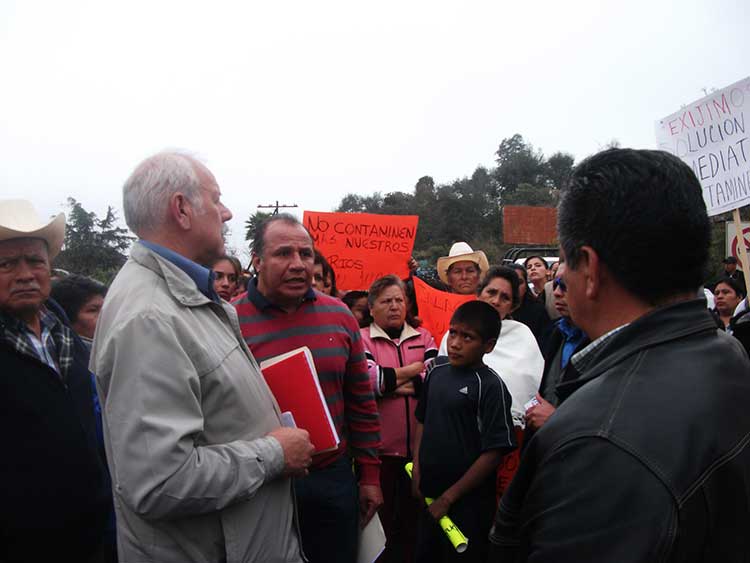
[552,277,567,292]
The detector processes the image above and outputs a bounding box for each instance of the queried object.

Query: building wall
[503,206,558,244]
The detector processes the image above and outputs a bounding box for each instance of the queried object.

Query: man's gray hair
[123,151,205,235]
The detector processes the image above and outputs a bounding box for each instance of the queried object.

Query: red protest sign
[303,211,419,291]
[412,276,475,343]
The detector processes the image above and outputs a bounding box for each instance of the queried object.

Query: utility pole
[257,201,298,215]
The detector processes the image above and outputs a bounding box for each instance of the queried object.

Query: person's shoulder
[414,325,434,338]
[478,363,508,390]
[308,293,359,327]
[231,290,249,305]
[98,271,187,339]
[312,292,350,311]
[502,318,537,341]
[425,357,451,377]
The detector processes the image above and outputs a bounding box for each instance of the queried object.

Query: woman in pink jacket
[360,275,437,563]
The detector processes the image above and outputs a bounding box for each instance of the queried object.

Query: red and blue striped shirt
[234,280,381,485]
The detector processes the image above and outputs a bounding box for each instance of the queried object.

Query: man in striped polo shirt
[235,214,383,563]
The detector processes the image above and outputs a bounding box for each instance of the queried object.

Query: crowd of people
[2,147,750,563]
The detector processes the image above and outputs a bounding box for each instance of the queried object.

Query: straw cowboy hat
[0,200,65,259]
[437,242,489,285]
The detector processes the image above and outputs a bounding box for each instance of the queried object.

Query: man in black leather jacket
[490,148,750,562]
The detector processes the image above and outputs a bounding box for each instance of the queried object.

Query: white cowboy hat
[436,242,489,285]
[0,200,65,259]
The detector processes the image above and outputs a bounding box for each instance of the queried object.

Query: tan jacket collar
[368,321,420,342]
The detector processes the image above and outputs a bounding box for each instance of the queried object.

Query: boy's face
[447,321,496,368]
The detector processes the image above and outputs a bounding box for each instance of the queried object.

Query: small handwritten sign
[412,276,475,342]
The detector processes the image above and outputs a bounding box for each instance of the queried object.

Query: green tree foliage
[327,133,577,263]
[244,211,273,244]
[336,193,384,213]
[494,134,575,205]
[494,134,546,194]
[54,198,133,283]
[503,183,558,206]
[545,152,575,190]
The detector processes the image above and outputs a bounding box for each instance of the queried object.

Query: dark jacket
[537,320,589,407]
[722,269,746,293]
[0,302,111,563]
[730,307,750,357]
[512,293,553,351]
[491,299,750,562]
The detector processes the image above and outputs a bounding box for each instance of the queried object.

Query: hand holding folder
[267,425,315,477]
[260,347,340,454]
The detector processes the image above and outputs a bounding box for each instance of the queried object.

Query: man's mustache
[11,283,42,293]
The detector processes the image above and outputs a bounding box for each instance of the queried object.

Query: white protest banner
[655,76,750,216]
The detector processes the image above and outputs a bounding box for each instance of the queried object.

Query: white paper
[357,513,386,563]
[280,411,297,428]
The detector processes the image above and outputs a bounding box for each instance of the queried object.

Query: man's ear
[251,253,261,274]
[168,192,193,231]
[578,246,602,300]
[483,337,498,354]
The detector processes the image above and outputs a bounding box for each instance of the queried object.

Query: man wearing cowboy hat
[437,242,490,295]
[0,200,112,562]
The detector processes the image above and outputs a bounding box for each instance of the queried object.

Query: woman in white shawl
[438,265,544,497]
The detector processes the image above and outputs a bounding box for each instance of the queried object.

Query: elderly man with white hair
[0,200,112,562]
[90,151,314,563]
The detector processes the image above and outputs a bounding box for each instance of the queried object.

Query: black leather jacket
[490,299,750,562]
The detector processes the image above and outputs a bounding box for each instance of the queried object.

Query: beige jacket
[90,243,302,563]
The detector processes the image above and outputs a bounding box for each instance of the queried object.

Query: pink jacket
[360,323,438,458]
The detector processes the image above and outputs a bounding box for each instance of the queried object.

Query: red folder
[260,346,340,454]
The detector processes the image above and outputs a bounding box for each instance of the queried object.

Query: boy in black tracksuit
[412,301,517,563]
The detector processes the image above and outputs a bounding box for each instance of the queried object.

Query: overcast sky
[1,0,747,257]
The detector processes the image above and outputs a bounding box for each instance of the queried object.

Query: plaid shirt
[0,306,74,382]
[570,323,629,374]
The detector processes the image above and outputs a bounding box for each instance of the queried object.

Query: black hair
[366,275,405,307]
[477,266,520,308]
[715,277,746,299]
[450,300,501,343]
[508,262,527,281]
[212,254,242,278]
[314,249,338,296]
[342,290,372,327]
[558,148,711,305]
[251,213,306,258]
[342,290,369,308]
[523,255,549,270]
[50,274,107,323]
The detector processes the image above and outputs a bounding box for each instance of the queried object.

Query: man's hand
[525,393,556,430]
[407,256,419,273]
[427,492,453,521]
[267,427,315,477]
[359,484,384,527]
